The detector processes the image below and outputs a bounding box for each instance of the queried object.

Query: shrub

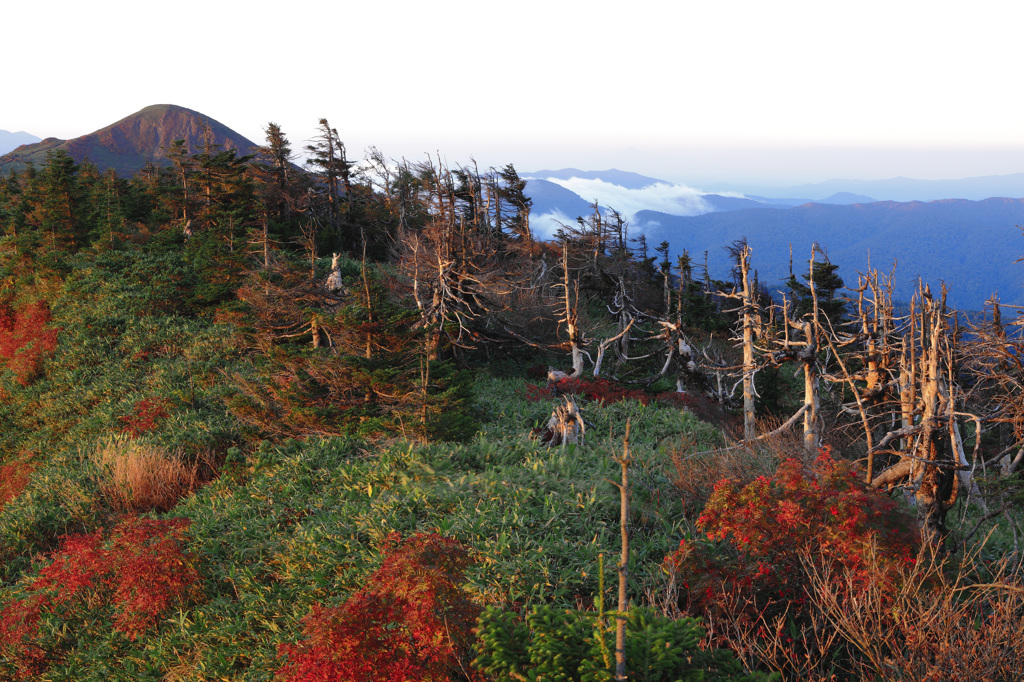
[0,594,48,680]
[276,532,479,681]
[0,300,59,387]
[474,604,775,681]
[0,459,34,510]
[0,517,201,678]
[668,437,783,519]
[91,436,207,512]
[807,545,1024,680]
[521,377,697,409]
[118,397,170,437]
[664,449,918,676]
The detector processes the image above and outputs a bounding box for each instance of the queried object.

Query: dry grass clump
[805,542,1024,681]
[91,437,210,513]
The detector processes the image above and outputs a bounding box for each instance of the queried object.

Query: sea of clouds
[528,176,744,238]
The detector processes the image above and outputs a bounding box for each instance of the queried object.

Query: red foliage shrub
[276,532,479,681]
[521,377,697,409]
[118,397,170,437]
[0,301,59,387]
[31,517,200,640]
[666,449,917,626]
[0,517,201,677]
[0,595,48,680]
[0,460,35,510]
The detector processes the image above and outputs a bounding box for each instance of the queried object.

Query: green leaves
[475,605,771,682]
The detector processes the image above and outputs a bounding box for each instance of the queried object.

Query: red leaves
[276,532,479,682]
[0,301,59,387]
[118,397,170,437]
[0,595,48,680]
[0,517,201,677]
[667,449,918,622]
[0,460,35,510]
[521,377,696,408]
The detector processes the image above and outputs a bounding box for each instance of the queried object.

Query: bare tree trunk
[740,246,757,440]
[614,421,632,682]
[559,242,586,378]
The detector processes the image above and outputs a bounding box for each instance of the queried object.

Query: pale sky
[5,0,1024,185]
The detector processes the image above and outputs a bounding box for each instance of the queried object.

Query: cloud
[531,210,575,239]
[542,177,715,221]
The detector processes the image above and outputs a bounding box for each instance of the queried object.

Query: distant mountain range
[0,130,41,156]
[637,198,1024,310]
[523,169,1024,309]
[0,105,259,177]
[708,175,1024,203]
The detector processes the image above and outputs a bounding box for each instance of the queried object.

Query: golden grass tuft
[91,437,210,513]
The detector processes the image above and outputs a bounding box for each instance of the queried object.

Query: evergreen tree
[496,163,533,245]
[38,150,84,251]
[255,122,298,224]
[785,257,847,324]
[305,118,353,252]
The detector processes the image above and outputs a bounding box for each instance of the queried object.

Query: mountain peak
[0,104,260,176]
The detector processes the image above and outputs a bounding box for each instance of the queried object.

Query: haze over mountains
[3,104,1023,309]
[0,130,41,156]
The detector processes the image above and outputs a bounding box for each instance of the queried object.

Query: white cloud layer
[529,176,738,240]
[531,210,575,240]
[542,177,714,221]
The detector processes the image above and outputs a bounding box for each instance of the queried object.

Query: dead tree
[869,284,967,548]
[611,420,632,681]
[719,243,761,440]
[394,158,525,361]
[767,246,829,452]
[533,396,586,447]
[965,297,1024,476]
[649,320,699,393]
[820,267,906,481]
[553,241,635,379]
[555,241,587,378]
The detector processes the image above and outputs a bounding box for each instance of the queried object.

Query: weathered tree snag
[650,320,700,393]
[533,396,585,447]
[770,248,826,452]
[325,252,343,291]
[556,241,586,378]
[719,243,760,440]
[592,319,634,378]
[869,284,966,549]
[740,246,758,441]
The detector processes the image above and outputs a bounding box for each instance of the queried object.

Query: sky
[5,0,1024,187]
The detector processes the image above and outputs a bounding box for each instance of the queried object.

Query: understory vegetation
[1,127,1023,680]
